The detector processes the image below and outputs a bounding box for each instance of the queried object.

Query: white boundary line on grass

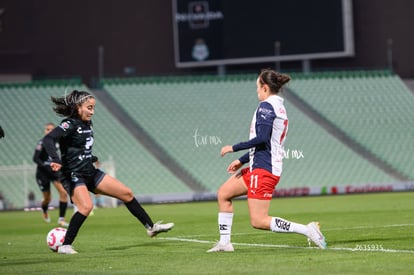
[159,236,414,254]
[159,223,414,254]
[326,223,414,231]
[162,222,414,238]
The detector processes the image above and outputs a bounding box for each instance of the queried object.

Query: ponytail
[51,90,94,117]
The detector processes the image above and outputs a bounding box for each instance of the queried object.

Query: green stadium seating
[0,81,190,209]
[103,71,403,192]
[289,72,414,180]
[1,70,412,208]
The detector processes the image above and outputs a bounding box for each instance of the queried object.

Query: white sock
[218,212,233,245]
[270,217,308,236]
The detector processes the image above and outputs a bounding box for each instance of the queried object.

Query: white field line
[159,236,414,254]
[167,223,414,238]
[158,223,414,254]
[326,223,414,231]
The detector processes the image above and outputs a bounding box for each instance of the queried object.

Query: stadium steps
[0,81,191,209]
[1,71,410,209]
[102,78,259,191]
[0,82,86,208]
[91,88,207,192]
[288,71,414,180]
[102,73,397,190]
[284,87,409,181]
[281,99,396,188]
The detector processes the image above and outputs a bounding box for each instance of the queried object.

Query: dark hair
[258,69,291,94]
[51,90,95,117]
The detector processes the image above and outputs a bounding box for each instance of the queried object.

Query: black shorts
[36,168,62,192]
[62,169,106,196]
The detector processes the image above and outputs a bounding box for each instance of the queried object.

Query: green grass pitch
[1,192,413,274]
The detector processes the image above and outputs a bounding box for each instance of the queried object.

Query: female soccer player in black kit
[33,122,69,227]
[43,90,174,254]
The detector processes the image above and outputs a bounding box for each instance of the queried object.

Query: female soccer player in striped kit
[208,69,327,252]
[43,90,174,254]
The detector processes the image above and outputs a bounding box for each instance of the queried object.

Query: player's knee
[216,189,225,201]
[216,187,230,202]
[77,203,94,215]
[120,187,134,202]
[59,193,68,202]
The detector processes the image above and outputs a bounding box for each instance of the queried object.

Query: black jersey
[33,139,54,168]
[33,138,60,175]
[43,118,96,178]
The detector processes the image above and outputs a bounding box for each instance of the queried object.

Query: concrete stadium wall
[0,0,413,81]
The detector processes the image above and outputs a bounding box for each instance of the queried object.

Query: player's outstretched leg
[124,198,174,237]
[270,217,327,249]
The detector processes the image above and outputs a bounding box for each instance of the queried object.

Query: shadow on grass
[106,240,176,251]
[0,256,72,267]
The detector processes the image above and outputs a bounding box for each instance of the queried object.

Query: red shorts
[241,168,280,200]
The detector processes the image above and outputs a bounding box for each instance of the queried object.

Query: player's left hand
[227,159,242,174]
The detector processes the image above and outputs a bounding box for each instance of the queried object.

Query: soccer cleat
[147,221,174,237]
[307,222,327,249]
[43,213,51,223]
[57,245,78,254]
[58,218,69,227]
[207,242,234,253]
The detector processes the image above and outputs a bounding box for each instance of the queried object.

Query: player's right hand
[50,162,62,172]
[221,145,234,156]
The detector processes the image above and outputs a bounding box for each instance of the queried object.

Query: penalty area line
[159,237,414,254]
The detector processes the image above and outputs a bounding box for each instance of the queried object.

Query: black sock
[63,212,87,245]
[59,201,68,218]
[125,198,154,229]
[41,202,48,214]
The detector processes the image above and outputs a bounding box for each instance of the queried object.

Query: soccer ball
[46,227,67,252]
